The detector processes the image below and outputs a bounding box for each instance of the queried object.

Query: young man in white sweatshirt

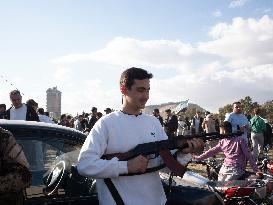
[77,67,203,205]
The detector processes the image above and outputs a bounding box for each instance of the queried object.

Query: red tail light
[267,161,273,173]
[224,186,255,198]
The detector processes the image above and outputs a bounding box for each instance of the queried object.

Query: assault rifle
[102,131,243,161]
[102,131,243,177]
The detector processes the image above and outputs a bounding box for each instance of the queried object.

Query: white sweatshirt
[77,111,168,205]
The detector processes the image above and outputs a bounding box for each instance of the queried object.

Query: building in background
[46,87,61,118]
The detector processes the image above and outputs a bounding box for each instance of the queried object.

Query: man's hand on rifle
[127,155,149,174]
[178,138,204,154]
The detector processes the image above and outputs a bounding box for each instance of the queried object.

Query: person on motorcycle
[194,121,261,181]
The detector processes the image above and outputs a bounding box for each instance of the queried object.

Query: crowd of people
[0,90,114,134]
[0,67,273,205]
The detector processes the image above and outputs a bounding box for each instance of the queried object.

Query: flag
[173,99,189,114]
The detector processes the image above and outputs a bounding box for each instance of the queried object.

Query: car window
[16,136,81,186]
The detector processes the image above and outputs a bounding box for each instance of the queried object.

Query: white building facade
[46,87,61,118]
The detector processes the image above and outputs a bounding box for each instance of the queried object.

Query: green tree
[218,104,232,121]
[262,100,273,122]
[239,96,259,116]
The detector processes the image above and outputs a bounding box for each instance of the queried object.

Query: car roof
[0,119,87,144]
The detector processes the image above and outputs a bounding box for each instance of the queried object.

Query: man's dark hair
[60,114,66,120]
[37,108,44,115]
[9,90,21,96]
[220,121,232,133]
[153,108,159,113]
[0,104,6,110]
[26,99,38,107]
[120,67,153,90]
[232,101,241,106]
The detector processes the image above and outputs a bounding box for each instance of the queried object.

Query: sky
[1,0,273,115]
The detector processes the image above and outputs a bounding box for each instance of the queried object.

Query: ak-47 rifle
[102,131,243,177]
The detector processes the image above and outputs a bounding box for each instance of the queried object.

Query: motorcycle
[189,157,273,205]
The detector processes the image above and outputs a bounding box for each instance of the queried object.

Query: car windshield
[16,136,82,186]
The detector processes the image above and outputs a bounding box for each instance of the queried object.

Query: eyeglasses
[235,106,240,108]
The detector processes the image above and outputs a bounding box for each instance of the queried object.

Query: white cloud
[49,15,273,114]
[212,9,222,17]
[52,37,196,69]
[229,0,249,8]
[198,15,273,68]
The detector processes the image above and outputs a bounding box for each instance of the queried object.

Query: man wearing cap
[104,108,112,115]
[87,107,98,131]
[4,90,39,121]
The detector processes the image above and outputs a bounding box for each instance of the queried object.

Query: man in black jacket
[4,90,39,121]
[164,109,178,138]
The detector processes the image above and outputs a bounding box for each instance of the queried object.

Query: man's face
[233,103,242,114]
[10,93,22,109]
[0,107,5,113]
[92,110,97,115]
[125,79,150,110]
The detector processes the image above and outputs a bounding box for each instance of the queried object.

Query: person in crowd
[77,67,203,205]
[74,115,84,131]
[264,121,272,148]
[153,108,163,126]
[0,127,32,205]
[82,113,90,132]
[66,115,74,128]
[104,108,112,115]
[164,109,178,138]
[224,101,250,143]
[26,99,38,112]
[0,104,6,119]
[37,108,54,124]
[97,112,103,119]
[58,114,67,126]
[214,118,220,133]
[4,90,39,121]
[88,107,98,130]
[250,108,266,161]
[191,110,204,134]
[184,117,191,135]
[202,113,216,133]
[194,121,260,181]
[177,116,186,136]
[202,113,217,150]
[204,111,210,117]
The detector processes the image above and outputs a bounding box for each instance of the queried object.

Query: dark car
[0,120,223,205]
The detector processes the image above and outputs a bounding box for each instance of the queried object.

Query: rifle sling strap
[104,178,125,205]
[159,149,186,178]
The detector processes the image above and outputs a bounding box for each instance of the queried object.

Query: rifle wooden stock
[102,131,243,161]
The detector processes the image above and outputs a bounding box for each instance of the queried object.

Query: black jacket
[4,104,39,121]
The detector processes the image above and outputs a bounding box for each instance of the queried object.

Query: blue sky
[1,0,273,115]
